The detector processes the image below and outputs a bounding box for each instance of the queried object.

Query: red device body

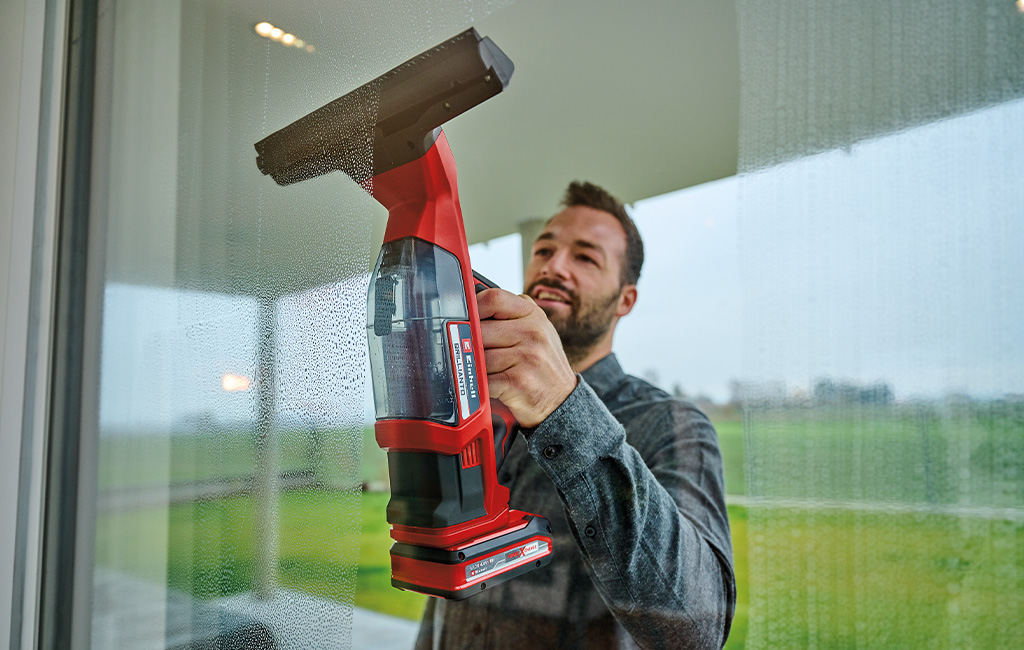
[253,27,538,601]
[366,130,552,599]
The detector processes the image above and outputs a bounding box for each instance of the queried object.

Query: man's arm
[525,380,735,649]
[478,289,735,649]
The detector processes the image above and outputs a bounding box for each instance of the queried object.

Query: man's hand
[476,288,578,428]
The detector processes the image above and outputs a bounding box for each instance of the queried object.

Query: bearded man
[414,181,735,650]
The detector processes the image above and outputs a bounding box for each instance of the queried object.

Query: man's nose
[540,249,571,279]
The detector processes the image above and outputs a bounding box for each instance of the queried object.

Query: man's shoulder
[604,372,714,429]
[578,354,715,437]
[607,371,670,406]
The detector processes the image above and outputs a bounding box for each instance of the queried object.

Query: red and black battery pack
[254,29,552,599]
[391,513,552,599]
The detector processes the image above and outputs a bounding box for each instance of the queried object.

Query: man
[414,181,735,650]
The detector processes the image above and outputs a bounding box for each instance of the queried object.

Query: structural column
[518,218,546,278]
[253,296,280,599]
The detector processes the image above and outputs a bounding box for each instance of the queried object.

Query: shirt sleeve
[522,377,736,650]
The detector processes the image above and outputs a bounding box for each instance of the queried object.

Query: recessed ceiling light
[253,21,315,52]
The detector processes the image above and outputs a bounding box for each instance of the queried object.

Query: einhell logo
[462,338,472,353]
[506,541,539,561]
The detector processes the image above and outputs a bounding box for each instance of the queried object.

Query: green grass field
[95,490,744,643]
[743,505,1023,649]
[98,428,349,490]
[743,402,1023,508]
[95,486,1024,649]
[99,414,746,495]
[94,405,1023,648]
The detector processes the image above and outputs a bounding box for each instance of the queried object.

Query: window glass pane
[88,1,511,648]
[74,0,1023,648]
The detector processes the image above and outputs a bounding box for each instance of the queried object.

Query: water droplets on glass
[93,1,517,648]
[736,1,1024,647]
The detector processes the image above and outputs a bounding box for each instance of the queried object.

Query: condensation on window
[735,1,1024,648]
[92,1,514,648]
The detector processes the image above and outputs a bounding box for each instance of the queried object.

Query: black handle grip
[491,400,519,476]
[472,270,520,476]
[473,270,499,292]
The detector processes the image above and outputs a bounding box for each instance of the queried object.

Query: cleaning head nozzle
[254,28,513,186]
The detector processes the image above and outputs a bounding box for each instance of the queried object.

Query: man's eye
[578,254,597,265]
[534,248,552,258]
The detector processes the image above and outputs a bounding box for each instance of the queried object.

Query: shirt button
[585,525,596,537]
[543,445,559,459]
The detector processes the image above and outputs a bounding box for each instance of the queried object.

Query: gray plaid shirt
[414,354,735,650]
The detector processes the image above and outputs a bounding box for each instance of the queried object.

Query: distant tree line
[729,377,896,407]
[811,378,894,405]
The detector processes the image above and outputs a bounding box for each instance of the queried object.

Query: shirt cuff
[524,376,625,489]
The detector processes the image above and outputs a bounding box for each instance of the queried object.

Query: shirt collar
[579,353,625,400]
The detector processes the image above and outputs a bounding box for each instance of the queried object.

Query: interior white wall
[1,0,64,647]
[0,0,29,642]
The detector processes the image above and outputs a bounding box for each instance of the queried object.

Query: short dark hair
[560,180,644,285]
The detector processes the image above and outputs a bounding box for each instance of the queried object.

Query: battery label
[448,322,480,419]
[465,539,550,581]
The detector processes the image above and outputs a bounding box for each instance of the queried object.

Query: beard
[526,278,621,365]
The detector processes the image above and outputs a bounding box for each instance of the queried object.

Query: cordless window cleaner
[254,28,553,600]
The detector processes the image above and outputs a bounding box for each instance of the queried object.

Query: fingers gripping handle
[473,271,520,474]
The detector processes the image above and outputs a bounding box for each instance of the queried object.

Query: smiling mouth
[533,289,572,305]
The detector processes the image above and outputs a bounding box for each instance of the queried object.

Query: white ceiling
[441,0,740,244]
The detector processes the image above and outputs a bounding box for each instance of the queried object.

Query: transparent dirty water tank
[367,237,469,425]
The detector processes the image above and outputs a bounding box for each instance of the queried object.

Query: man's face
[523,206,632,354]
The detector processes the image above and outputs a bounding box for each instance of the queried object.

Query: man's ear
[616,284,638,318]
